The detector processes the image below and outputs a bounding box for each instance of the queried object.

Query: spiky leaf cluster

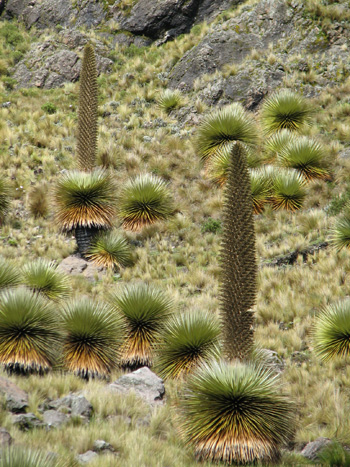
[277,137,330,181]
[86,231,133,269]
[0,257,21,290]
[0,288,61,374]
[61,298,124,379]
[250,168,272,214]
[22,259,70,301]
[264,129,296,161]
[180,361,295,464]
[219,143,257,361]
[270,170,306,211]
[314,300,350,361]
[195,103,258,164]
[261,90,313,135]
[118,173,173,231]
[76,44,98,172]
[157,89,182,113]
[55,169,117,231]
[0,447,58,467]
[156,311,221,380]
[330,214,350,251]
[109,284,173,369]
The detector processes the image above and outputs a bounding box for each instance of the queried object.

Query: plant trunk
[75,226,99,256]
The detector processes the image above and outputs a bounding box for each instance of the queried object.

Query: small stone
[77,450,98,464]
[301,438,332,461]
[93,439,114,452]
[0,427,12,447]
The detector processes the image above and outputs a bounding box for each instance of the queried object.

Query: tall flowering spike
[76,44,98,172]
[219,142,257,361]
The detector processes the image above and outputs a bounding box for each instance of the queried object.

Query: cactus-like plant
[179,361,294,464]
[0,179,10,225]
[219,143,257,360]
[0,288,61,374]
[76,43,98,172]
[261,90,313,135]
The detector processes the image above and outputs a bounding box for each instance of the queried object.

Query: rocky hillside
[1,0,350,465]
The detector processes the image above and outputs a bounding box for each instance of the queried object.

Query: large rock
[13,36,113,90]
[168,1,294,91]
[58,256,106,282]
[109,367,165,405]
[4,0,106,30]
[12,413,43,431]
[77,450,98,464]
[114,0,241,40]
[0,428,12,447]
[43,410,69,429]
[300,437,332,461]
[48,393,93,419]
[0,376,28,413]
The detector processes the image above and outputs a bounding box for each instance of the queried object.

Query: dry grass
[0,1,350,464]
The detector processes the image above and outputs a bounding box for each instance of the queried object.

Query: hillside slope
[0,0,350,465]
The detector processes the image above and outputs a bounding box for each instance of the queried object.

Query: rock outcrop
[114,0,241,40]
[4,0,106,29]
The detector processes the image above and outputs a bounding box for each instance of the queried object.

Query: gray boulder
[12,413,43,431]
[168,0,294,91]
[58,256,106,282]
[77,450,98,464]
[43,410,69,429]
[109,367,165,405]
[0,428,12,447]
[13,37,112,90]
[301,437,332,461]
[0,376,28,413]
[114,0,241,40]
[48,393,93,419]
[4,0,106,30]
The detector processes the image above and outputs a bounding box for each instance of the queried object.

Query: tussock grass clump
[22,259,70,301]
[0,288,61,374]
[28,184,49,218]
[157,89,182,113]
[0,257,21,290]
[118,173,173,231]
[54,169,117,231]
[270,170,306,211]
[330,214,350,251]
[156,310,221,380]
[0,178,10,225]
[195,103,258,164]
[85,231,133,269]
[261,90,313,135]
[179,361,294,464]
[109,284,173,369]
[61,298,124,379]
[0,447,58,467]
[314,300,350,361]
[277,137,330,181]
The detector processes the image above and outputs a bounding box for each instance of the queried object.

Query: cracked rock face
[4,0,106,30]
[113,0,241,40]
[13,37,112,90]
